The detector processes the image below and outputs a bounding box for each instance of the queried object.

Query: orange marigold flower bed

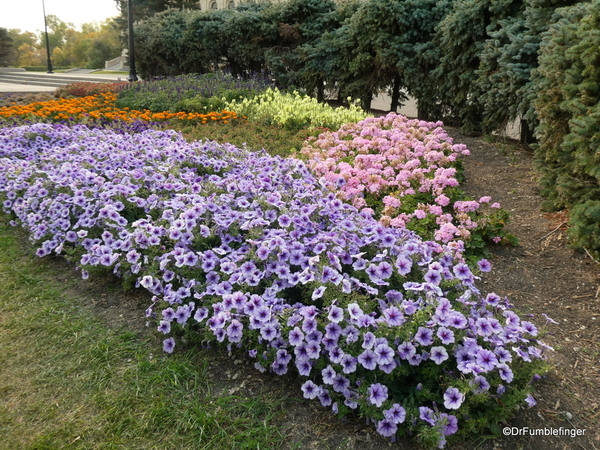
[0,92,244,125]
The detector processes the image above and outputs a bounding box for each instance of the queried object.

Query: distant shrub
[116,72,275,112]
[54,81,128,98]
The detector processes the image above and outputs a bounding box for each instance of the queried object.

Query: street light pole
[42,0,53,73]
[127,0,138,82]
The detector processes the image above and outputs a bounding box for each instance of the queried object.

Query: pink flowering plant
[301,113,517,259]
[0,123,549,449]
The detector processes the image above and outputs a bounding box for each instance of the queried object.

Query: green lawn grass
[0,219,287,450]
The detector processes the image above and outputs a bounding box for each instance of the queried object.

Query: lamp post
[127,0,138,82]
[42,0,53,73]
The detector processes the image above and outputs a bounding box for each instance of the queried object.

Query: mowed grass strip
[0,220,286,450]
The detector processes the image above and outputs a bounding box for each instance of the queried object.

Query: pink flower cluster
[302,113,501,244]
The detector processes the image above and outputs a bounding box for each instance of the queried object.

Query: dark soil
[2,92,599,450]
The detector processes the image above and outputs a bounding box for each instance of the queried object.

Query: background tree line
[0,16,121,70]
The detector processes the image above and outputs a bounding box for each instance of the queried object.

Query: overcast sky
[1,0,121,34]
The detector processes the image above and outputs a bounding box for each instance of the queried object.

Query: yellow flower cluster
[0,92,242,124]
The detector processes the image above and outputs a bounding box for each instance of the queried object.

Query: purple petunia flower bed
[0,122,550,448]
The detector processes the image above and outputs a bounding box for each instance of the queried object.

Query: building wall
[197,0,287,10]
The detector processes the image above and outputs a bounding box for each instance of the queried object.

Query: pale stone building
[196,0,287,10]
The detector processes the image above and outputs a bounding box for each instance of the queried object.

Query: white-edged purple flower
[301,380,321,399]
[414,327,434,346]
[471,375,490,393]
[376,418,397,437]
[288,327,304,346]
[157,320,171,334]
[321,365,336,384]
[429,346,449,364]
[524,394,536,407]
[477,259,492,272]
[419,406,436,426]
[384,403,406,424]
[398,341,416,360]
[312,285,326,300]
[382,306,405,326]
[162,337,175,353]
[476,349,498,372]
[367,383,388,407]
[328,305,344,323]
[358,349,378,370]
[437,327,455,345]
[497,363,514,383]
[443,387,464,410]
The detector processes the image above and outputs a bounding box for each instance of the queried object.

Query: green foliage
[476,0,580,138]
[178,120,320,159]
[177,88,259,114]
[533,0,600,253]
[115,72,274,113]
[134,9,195,79]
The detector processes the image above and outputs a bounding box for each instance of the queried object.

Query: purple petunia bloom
[398,341,416,360]
[332,374,350,393]
[318,388,332,407]
[322,365,336,385]
[414,327,434,346]
[477,259,492,272]
[424,269,442,285]
[163,337,175,353]
[419,406,436,426]
[157,320,171,334]
[384,403,406,424]
[395,255,413,276]
[288,327,304,346]
[429,346,449,364]
[328,305,344,323]
[296,358,313,376]
[437,327,455,345]
[443,387,465,410]
[312,285,326,300]
[471,375,490,393]
[524,394,536,407]
[341,354,357,374]
[453,263,472,281]
[497,363,514,383]
[358,349,378,370]
[301,380,321,399]
[376,418,397,437]
[368,383,388,407]
[374,342,395,366]
[439,413,458,435]
[476,349,498,372]
[382,306,405,326]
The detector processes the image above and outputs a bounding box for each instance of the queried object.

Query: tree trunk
[362,91,372,111]
[389,75,402,112]
[316,79,325,103]
[520,119,537,144]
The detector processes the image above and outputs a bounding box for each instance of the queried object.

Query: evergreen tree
[431,0,524,132]
[533,0,600,253]
[0,27,15,66]
[476,0,579,140]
